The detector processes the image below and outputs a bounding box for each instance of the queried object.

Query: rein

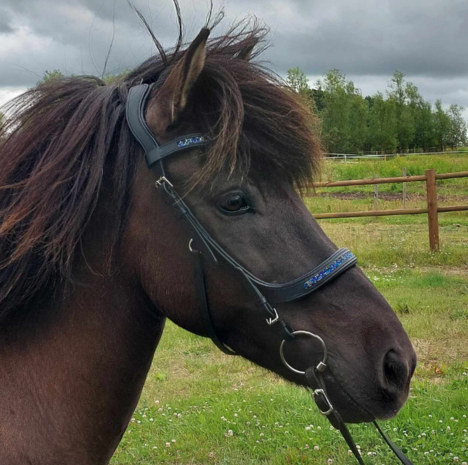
[126,83,414,465]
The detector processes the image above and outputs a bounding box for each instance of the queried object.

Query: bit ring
[279,330,328,375]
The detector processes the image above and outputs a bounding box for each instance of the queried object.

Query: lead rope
[304,366,414,465]
[372,421,414,465]
[306,366,366,465]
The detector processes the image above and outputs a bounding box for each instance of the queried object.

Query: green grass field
[111,155,468,465]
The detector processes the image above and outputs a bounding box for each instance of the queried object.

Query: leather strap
[126,85,159,155]
[160,181,357,304]
[192,247,237,355]
[373,421,414,465]
[146,135,206,167]
[252,248,356,303]
[126,85,207,168]
[305,366,414,465]
[306,367,365,465]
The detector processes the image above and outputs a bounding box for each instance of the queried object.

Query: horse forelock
[0,18,322,322]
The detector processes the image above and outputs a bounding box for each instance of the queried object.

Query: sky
[1,0,468,122]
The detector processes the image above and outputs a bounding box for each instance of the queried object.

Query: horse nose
[380,348,416,401]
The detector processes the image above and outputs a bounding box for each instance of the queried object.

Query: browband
[252,249,356,303]
[126,84,207,168]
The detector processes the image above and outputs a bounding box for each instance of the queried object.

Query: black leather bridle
[125,83,414,465]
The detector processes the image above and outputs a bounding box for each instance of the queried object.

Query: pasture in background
[111,154,468,465]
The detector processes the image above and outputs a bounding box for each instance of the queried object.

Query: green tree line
[287,68,467,154]
[2,68,466,155]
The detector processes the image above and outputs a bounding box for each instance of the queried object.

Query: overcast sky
[1,0,468,122]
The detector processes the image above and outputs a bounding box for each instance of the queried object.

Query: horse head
[122,26,416,425]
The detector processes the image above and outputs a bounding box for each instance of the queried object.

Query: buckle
[188,238,199,254]
[316,361,327,372]
[266,308,279,325]
[313,388,334,416]
[155,176,173,189]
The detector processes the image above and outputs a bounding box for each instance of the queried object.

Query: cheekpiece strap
[126,84,207,168]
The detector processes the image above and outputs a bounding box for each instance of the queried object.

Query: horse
[0,15,416,465]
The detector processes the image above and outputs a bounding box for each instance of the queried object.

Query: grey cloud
[0,0,211,87]
[1,0,468,121]
[258,0,468,78]
[0,9,14,34]
[2,0,468,78]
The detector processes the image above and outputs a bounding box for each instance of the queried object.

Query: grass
[318,154,468,197]
[320,154,468,184]
[111,155,468,465]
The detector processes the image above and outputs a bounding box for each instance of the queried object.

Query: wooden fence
[310,169,468,252]
[326,150,468,161]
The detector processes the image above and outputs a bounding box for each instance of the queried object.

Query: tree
[37,69,65,86]
[346,81,368,153]
[388,71,415,151]
[286,67,310,96]
[284,66,466,154]
[446,104,467,147]
[433,100,451,150]
[367,92,397,152]
[318,70,350,152]
[317,70,368,153]
[286,67,317,112]
[405,82,434,150]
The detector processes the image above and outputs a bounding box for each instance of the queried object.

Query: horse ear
[149,28,210,130]
[237,44,255,61]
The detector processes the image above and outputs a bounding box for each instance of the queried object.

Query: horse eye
[219,193,252,215]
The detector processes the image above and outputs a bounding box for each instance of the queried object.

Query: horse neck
[0,196,165,465]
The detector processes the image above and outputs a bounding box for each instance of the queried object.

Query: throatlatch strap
[193,250,237,356]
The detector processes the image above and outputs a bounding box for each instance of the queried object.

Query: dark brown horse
[0,15,416,465]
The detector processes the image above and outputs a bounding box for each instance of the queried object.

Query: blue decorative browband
[251,248,357,303]
[177,136,205,148]
[304,251,355,290]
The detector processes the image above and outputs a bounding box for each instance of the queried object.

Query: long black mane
[0,17,321,323]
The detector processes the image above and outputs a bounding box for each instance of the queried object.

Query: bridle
[125,83,414,465]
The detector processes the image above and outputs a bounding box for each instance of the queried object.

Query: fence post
[374,174,379,209]
[403,167,407,207]
[426,169,440,252]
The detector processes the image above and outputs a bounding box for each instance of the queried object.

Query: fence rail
[312,171,468,188]
[326,150,468,160]
[309,169,468,251]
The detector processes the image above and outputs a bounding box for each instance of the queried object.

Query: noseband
[126,83,413,465]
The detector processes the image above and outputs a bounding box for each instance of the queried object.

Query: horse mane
[0,17,322,323]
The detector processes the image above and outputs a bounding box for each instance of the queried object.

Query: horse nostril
[383,350,409,393]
